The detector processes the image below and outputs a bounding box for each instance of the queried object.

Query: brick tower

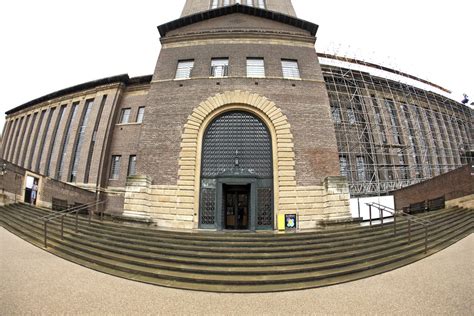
[123,0,352,230]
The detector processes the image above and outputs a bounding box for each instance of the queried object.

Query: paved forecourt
[0,227,472,315]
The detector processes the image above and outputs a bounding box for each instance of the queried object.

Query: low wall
[0,158,96,208]
[393,164,474,211]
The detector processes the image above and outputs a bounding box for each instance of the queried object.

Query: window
[45,105,67,177]
[36,107,56,173]
[211,0,218,9]
[339,156,349,178]
[127,155,137,176]
[69,99,94,182]
[119,108,131,124]
[331,106,341,124]
[246,58,265,78]
[211,58,229,77]
[84,95,107,183]
[257,0,266,9]
[136,107,145,123]
[28,110,46,170]
[246,0,253,6]
[281,59,300,79]
[347,108,356,124]
[57,103,79,179]
[223,0,230,6]
[110,155,121,180]
[356,156,366,181]
[175,60,194,79]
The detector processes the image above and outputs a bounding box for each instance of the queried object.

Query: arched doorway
[199,111,273,230]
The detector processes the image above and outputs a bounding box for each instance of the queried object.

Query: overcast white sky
[1,0,472,133]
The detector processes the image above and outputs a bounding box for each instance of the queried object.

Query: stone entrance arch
[176,91,296,229]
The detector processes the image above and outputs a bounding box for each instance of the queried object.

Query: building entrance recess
[199,111,274,230]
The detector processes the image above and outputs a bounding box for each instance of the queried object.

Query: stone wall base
[446,194,474,209]
[123,175,352,231]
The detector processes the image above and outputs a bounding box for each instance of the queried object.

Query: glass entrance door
[224,184,250,230]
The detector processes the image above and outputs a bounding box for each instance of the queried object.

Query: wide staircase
[0,203,472,293]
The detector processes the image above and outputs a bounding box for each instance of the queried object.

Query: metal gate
[199,111,273,230]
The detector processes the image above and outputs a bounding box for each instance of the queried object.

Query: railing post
[369,205,372,227]
[89,208,92,225]
[44,221,48,248]
[61,216,64,240]
[393,211,397,235]
[75,211,79,233]
[424,226,428,254]
[408,219,411,243]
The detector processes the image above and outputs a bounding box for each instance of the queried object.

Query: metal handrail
[366,202,431,253]
[43,199,107,248]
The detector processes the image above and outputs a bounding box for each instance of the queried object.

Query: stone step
[0,204,471,292]
[3,204,468,258]
[0,209,471,292]
[6,203,464,246]
[2,208,470,276]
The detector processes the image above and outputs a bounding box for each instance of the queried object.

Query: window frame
[281,59,301,80]
[127,155,137,177]
[136,107,145,123]
[246,57,265,78]
[110,155,121,180]
[175,59,195,80]
[119,108,131,124]
[210,58,229,78]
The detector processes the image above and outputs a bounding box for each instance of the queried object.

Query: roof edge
[5,74,152,116]
[158,4,319,37]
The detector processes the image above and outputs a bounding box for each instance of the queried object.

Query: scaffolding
[319,53,473,197]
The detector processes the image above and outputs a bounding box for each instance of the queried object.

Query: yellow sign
[278,214,285,231]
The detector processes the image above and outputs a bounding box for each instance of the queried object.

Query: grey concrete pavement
[1,227,473,315]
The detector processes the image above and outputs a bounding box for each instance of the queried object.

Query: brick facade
[2,1,471,231]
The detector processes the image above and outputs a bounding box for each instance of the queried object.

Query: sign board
[285,214,297,230]
[277,214,285,231]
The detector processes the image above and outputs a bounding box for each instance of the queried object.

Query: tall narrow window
[356,156,366,181]
[281,59,301,79]
[246,0,253,6]
[175,60,194,79]
[110,155,121,180]
[339,156,349,178]
[385,99,403,145]
[45,105,66,176]
[84,95,107,183]
[246,58,265,78]
[21,112,37,167]
[69,99,94,182]
[4,119,19,161]
[10,116,25,163]
[136,107,145,123]
[347,108,356,124]
[398,152,408,179]
[127,155,137,176]
[331,105,342,124]
[1,120,13,159]
[223,0,230,6]
[211,58,229,77]
[36,108,56,173]
[119,108,131,124]
[14,115,30,165]
[257,0,266,9]
[28,110,46,170]
[211,0,218,9]
[57,103,79,179]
